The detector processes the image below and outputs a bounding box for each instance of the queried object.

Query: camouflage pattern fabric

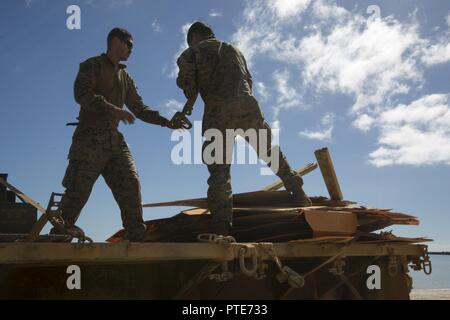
[61,127,146,240]
[177,39,302,226]
[75,53,168,129]
[177,39,252,99]
[201,95,302,225]
[58,53,172,240]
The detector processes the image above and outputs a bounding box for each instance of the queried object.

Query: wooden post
[314,147,343,201]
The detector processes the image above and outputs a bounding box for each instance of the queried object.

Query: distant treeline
[429,252,450,255]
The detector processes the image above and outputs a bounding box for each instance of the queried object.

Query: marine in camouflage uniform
[176,22,311,233]
[56,28,175,241]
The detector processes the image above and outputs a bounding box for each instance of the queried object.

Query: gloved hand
[168,111,193,129]
[161,117,185,129]
[112,107,135,125]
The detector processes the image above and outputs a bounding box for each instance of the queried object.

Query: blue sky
[0,0,449,250]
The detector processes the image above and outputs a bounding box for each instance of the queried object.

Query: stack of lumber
[108,148,429,244]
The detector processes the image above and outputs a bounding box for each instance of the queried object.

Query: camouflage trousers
[202,95,302,226]
[59,127,146,239]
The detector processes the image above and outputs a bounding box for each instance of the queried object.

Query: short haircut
[107,28,132,47]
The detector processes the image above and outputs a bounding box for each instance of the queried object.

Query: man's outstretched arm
[124,73,171,127]
[74,59,135,124]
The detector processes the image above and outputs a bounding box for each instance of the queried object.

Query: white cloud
[299,127,333,141]
[421,11,450,66]
[24,0,33,8]
[272,69,303,118]
[311,0,348,21]
[271,119,280,131]
[231,0,450,167]
[368,94,450,167]
[268,0,312,18]
[162,99,184,116]
[321,112,334,126]
[353,114,375,132]
[231,1,311,65]
[232,0,426,116]
[298,17,424,113]
[110,0,133,8]
[273,70,298,104]
[421,41,450,66]
[166,22,191,78]
[300,113,334,141]
[151,19,162,33]
[209,9,222,18]
[255,82,270,101]
[270,120,281,146]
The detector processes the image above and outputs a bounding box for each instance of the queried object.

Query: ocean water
[410,255,450,289]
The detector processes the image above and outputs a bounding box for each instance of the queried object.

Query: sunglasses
[122,38,133,49]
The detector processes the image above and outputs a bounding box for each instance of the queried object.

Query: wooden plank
[304,210,358,237]
[144,192,355,209]
[181,208,210,215]
[0,177,48,242]
[158,162,318,215]
[262,163,318,191]
[314,147,343,200]
[146,162,317,212]
[143,198,208,208]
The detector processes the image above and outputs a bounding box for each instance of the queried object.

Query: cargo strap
[260,243,305,288]
[280,233,363,299]
[173,261,221,299]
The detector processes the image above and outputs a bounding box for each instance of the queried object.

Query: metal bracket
[261,243,305,288]
[328,257,346,276]
[276,266,305,288]
[238,245,259,277]
[46,192,65,223]
[197,233,236,244]
[421,246,432,275]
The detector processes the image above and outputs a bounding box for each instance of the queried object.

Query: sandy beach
[410,289,450,300]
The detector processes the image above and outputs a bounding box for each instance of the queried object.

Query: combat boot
[49,225,86,242]
[125,226,147,242]
[283,174,312,207]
